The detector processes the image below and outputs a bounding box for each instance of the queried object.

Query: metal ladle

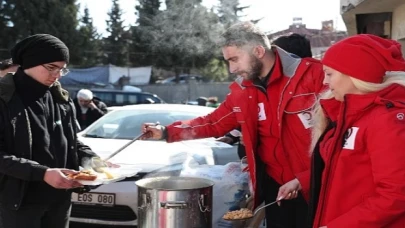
[251,198,281,216]
[91,131,149,173]
[223,193,294,221]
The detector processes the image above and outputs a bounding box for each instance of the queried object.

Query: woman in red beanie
[278,34,405,228]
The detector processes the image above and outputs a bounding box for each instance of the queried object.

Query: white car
[69,104,239,226]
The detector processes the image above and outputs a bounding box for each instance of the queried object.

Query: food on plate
[99,167,115,179]
[67,170,98,181]
[222,208,254,220]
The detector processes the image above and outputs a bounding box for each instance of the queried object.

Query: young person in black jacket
[0,34,101,228]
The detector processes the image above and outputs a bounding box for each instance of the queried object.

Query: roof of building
[268,22,348,48]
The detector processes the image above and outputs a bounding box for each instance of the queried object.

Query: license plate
[72,192,115,206]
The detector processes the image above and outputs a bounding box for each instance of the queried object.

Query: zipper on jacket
[315,101,347,226]
[254,84,267,97]
[252,67,272,98]
[238,86,262,208]
[24,109,32,151]
[277,76,293,122]
[11,117,16,137]
[277,61,312,124]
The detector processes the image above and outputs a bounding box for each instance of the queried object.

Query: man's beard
[236,56,263,80]
[247,56,263,80]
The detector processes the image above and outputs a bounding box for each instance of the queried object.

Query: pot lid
[136,176,214,190]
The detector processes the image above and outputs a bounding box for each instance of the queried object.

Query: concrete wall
[341,0,370,35]
[341,0,405,36]
[392,3,405,40]
[137,80,232,103]
[312,47,329,59]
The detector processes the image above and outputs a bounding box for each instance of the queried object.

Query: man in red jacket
[142,21,325,227]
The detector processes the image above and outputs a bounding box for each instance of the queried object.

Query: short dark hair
[0,58,16,70]
[272,33,313,58]
[220,21,271,50]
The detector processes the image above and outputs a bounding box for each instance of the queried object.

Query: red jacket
[166,47,324,205]
[310,84,405,228]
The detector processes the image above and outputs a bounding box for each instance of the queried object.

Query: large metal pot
[136,176,214,228]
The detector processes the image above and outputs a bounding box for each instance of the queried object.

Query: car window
[127,95,138,104]
[93,92,114,105]
[83,109,203,140]
[116,94,125,105]
[140,94,162,103]
[86,91,163,106]
[149,96,161,103]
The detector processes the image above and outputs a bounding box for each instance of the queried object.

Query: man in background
[206,96,220,108]
[73,89,108,130]
[273,33,313,58]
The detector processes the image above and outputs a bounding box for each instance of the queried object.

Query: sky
[78,0,346,35]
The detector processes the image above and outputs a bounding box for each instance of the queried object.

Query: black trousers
[262,174,308,228]
[0,199,71,228]
[237,144,246,160]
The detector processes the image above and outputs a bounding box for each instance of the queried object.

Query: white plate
[76,176,126,186]
[77,165,142,186]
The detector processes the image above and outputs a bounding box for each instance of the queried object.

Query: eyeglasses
[41,64,70,76]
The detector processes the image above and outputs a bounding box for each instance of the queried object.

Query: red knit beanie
[322,34,405,83]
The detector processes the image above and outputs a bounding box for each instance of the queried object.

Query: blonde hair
[310,71,405,152]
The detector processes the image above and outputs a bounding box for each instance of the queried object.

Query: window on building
[356,13,392,38]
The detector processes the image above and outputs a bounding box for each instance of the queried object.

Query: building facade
[268,18,348,59]
[341,0,405,55]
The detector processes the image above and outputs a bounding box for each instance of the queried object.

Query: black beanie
[10,34,69,69]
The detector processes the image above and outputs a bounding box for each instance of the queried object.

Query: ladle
[223,193,294,221]
[91,132,149,173]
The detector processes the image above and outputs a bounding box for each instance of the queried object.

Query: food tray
[223,217,253,221]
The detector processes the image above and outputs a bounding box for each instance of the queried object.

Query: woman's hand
[277,178,302,205]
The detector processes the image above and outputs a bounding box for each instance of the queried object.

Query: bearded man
[142,21,325,227]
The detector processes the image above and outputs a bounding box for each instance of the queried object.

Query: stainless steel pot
[136,176,214,228]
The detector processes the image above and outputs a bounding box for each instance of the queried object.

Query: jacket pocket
[284,93,317,114]
[284,93,317,131]
[0,176,26,210]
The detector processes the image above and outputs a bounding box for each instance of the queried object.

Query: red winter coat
[166,47,324,206]
[309,84,405,228]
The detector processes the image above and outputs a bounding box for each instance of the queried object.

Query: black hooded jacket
[0,71,97,210]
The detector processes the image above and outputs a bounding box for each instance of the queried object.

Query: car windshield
[83,108,206,140]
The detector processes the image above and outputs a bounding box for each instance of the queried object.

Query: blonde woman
[277,34,405,228]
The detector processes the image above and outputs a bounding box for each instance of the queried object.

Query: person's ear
[253,46,266,59]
